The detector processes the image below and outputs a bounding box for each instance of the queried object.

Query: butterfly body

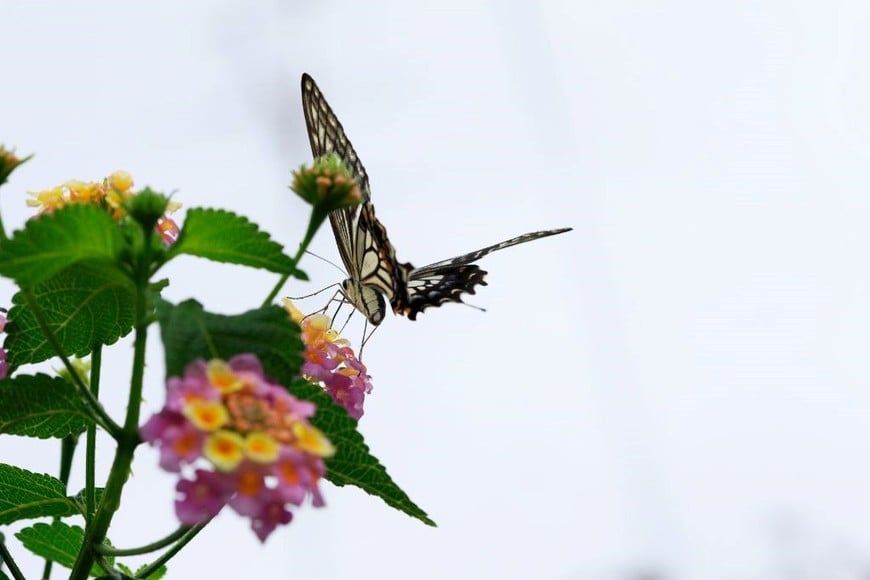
[300,73,571,325]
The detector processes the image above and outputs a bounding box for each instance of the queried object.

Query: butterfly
[300,73,571,325]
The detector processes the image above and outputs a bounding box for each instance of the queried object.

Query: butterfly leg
[336,306,355,336]
[287,283,342,303]
[359,321,379,359]
[327,289,349,327]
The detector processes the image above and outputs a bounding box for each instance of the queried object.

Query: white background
[2,2,870,579]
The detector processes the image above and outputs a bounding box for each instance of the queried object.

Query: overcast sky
[3,2,870,579]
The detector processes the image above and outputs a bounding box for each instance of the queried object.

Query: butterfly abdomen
[341,278,388,325]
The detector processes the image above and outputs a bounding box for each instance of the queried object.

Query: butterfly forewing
[410,228,572,275]
[301,73,372,201]
[300,73,409,324]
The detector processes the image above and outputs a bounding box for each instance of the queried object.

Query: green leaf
[16,521,111,577]
[0,374,94,438]
[0,204,124,287]
[168,208,306,279]
[0,464,78,524]
[117,562,165,579]
[4,261,135,368]
[291,380,436,526]
[72,487,105,514]
[156,299,303,380]
[116,562,167,580]
[133,563,166,579]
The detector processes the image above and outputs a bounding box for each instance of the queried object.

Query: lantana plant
[0,147,432,579]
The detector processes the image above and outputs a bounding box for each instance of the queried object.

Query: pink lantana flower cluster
[140,354,334,541]
[26,171,181,245]
[283,300,373,420]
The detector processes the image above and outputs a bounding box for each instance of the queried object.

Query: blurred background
[2,1,870,578]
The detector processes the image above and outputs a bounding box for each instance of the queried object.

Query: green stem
[68,234,153,580]
[0,533,25,580]
[68,433,138,580]
[95,525,194,557]
[135,524,207,578]
[42,435,79,579]
[261,209,325,307]
[86,345,103,522]
[93,554,114,576]
[263,274,290,308]
[19,289,121,438]
[58,436,77,488]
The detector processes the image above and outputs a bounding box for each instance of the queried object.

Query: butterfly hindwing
[400,265,487,320]
[393,228,572,320]
[355,201,410,306]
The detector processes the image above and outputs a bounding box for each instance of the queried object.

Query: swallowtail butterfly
[301,73,571,325]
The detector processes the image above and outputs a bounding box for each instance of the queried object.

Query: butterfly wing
[302,73,572,324]
[300,73,410,324]
[301,73,370,278]
[393,228,572,320]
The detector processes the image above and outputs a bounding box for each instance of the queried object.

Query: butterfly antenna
[304,250,348,277]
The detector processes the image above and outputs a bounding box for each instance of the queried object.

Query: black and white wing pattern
[300,73,572,325]
[301,73,410,325]
[392,228,572,320]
